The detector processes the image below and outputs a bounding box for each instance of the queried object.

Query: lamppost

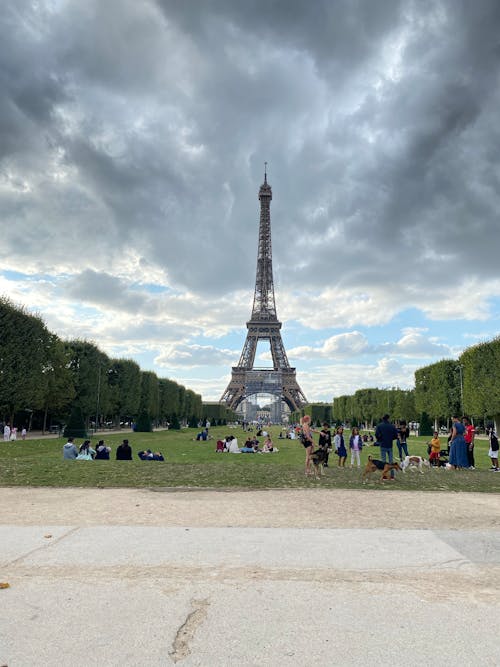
[95,363,101,434]
[457,364,464,415]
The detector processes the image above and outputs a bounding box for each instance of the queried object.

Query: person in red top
[462,417,475,469]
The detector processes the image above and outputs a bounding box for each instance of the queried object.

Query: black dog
[310,448,328,478]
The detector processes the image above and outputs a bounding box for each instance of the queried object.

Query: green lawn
[0,427,499,492]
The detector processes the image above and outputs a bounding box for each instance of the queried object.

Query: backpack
[491,434,499,452]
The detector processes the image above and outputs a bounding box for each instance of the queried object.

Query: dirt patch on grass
[2,487,499,529]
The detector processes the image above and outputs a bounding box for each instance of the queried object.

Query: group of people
[215,433,278,453]
[2,424,27,441]
[446,416,499,471]
[300,413,498,476]
[300,417,367,475]
[424,416,477,470]
[62,438,164,461]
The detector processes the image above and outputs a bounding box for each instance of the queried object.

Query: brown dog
[362,456,402,483]
[310,448,327,479]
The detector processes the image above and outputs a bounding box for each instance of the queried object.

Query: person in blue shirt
[375,414,399,480]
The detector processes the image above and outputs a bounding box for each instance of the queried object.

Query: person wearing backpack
[488,427,499,471]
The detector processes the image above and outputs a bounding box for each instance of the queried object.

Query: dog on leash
[310,448,328,479]
[401,455,430,473]
[362,456,402,483]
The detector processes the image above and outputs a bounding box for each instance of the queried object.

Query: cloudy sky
[2,0,500,403]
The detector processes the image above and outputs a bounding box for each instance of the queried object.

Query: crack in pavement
[5,527,80,566]
[169,598,210,663]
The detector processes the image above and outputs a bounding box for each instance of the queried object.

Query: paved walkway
[1,489,499,666]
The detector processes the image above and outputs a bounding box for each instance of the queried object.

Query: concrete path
[1,489,499,666]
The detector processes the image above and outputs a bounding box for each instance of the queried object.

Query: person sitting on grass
[250,436,260,450]
[227,435,241,453]
[240,434,256,452]
[76,440,96,460]
[242,436,255,452]
[262,435,278,453]
[427,432,441,466]
[116,439,132,460]
[63,437,78,460]
[94,440,111,460]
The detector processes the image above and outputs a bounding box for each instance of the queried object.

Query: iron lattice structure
[220,171,307,413]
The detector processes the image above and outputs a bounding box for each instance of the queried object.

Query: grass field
[0,426,499,492]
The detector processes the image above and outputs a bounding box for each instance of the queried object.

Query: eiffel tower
[220,167,307,415]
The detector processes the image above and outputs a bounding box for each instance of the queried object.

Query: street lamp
[95,363,101,434]
[457,364,464,414]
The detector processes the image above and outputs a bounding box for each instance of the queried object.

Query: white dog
[401,455,430,473]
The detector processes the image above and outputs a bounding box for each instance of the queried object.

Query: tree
[108,359,141,424]
[202,402,237,423]
[308,403,333,425]
[0,297,53,422]
[419,411,433,437]
[460,338,500,420]
[415,360,461,428]
[139,371,159,421]
[353,389,378,426]
[159,378,181,420]
[392,389,417,422]
[184,389,202,422]
[65,340,112,425]
[63,406,87,438]
[333,395,355,424]
[177,385,186,421]
[41,336,75,433]
[135,410,152,432]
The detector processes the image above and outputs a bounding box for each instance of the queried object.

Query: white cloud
[289,331,369,360]
[155,344,238,369]
[2,1,500,402]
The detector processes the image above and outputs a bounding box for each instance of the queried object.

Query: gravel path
[1,486,498,529]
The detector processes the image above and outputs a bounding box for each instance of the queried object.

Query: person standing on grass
[487,427,499,471]
[463,417,475,469]
[396,420,410,461]
[375,414,398,480]
[300,415,314,476]
[449,416,468,469]
[334,426,347,468]
[318,422,332,467]
[349,426,363,468]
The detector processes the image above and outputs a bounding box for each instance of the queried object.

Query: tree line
[333,337,500,432]
[0,297,205,431]
[332,388,417,427]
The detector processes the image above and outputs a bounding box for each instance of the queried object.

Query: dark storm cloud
[1,0,500,313]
